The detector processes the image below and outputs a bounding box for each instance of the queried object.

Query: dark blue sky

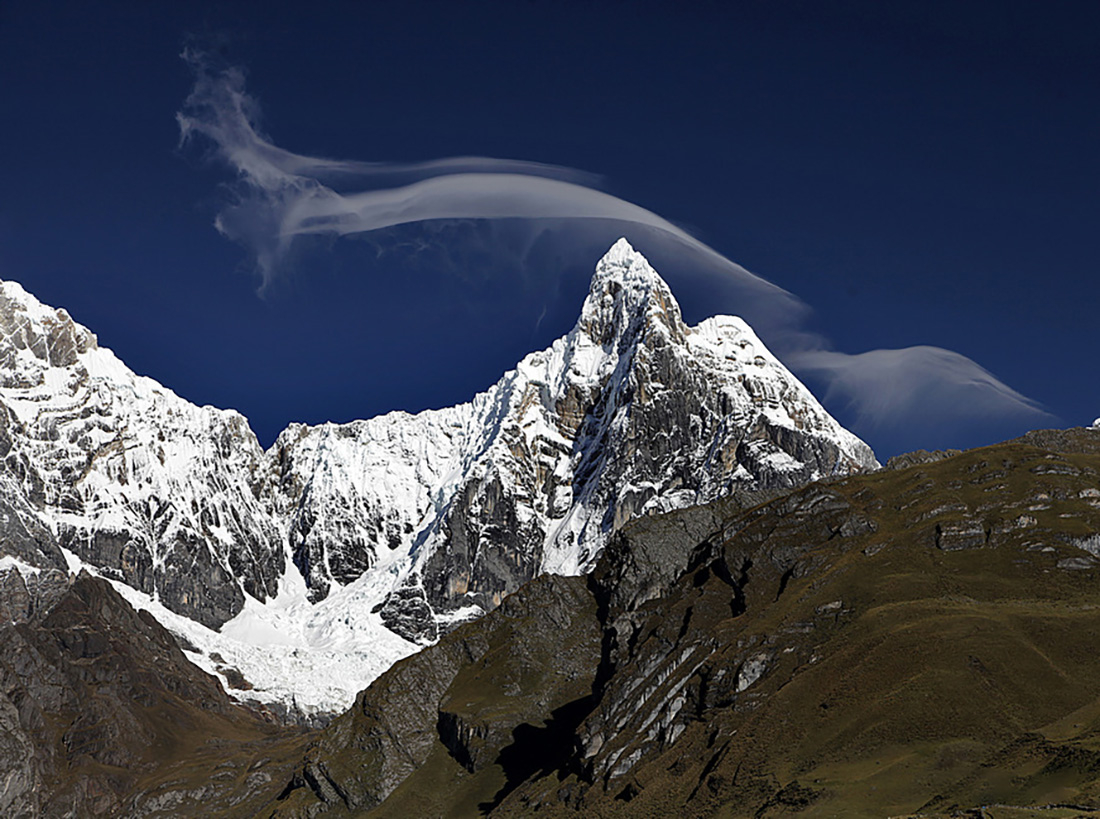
[1,0,1096,459]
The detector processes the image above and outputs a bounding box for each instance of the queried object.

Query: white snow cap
[600,236,645,265]
[1092,418,1100,429]
[588,237,665,293]
[575,237,684,347]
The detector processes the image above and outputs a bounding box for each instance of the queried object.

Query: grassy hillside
[269,428,1100,817]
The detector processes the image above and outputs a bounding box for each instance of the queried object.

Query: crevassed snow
[63,546,418,714]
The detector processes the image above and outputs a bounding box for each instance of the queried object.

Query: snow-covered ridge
[0,279,286,629]
[0,240,878,713]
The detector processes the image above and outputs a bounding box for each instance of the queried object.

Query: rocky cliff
[0,282,285,628]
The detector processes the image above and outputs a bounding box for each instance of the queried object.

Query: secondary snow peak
[0,281,98,380]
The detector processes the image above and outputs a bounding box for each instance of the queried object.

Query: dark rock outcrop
[0,566,69,623]
[885,448,962,470]
[377,585,439,644]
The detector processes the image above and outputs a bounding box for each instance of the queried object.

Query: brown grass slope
[0,573,313,817]
[263,427,1100,818]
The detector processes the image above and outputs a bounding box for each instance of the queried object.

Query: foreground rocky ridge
[0,240,876,715]
[265,427,1100,817]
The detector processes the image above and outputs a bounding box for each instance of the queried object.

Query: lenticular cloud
[176,50,1051,444]
[789,346,1051,427]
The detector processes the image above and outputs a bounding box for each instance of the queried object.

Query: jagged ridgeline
[270,428,1100,818]
[0,240,876,714]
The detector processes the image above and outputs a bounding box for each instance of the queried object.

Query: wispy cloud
[175,49,791,308]
[176,50,1052,450]
[790,345,1053,427]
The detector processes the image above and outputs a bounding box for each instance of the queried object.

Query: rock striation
[0,282,284,628]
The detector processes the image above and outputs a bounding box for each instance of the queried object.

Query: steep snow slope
[0,240,878,713]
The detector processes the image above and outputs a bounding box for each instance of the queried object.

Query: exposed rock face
[885,448,962,470]
[0,403,67,574]
[0,566,69,623]
[935,519,987,550]
[376,585,438,644]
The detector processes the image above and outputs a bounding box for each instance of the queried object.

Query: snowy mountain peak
[576,237,685,350]
[597,236,645,268]
[0,277,286,630]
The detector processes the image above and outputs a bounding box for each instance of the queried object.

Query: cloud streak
[790,346,1053,428]
[176,50,1052,452]
[175,49,791,310]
